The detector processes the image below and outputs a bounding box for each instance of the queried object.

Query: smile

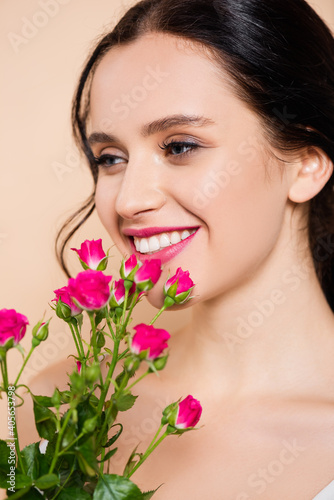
[125,226,200,264]
[134,228,197,254]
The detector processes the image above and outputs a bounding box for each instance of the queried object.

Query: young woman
[30,0,334,498]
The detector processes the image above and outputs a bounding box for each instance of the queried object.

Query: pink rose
[163,267,194,304]
[175,395,202,429]
[120,254,139,280]
[0,309,29,348]
[134,259,162,291]
[53,286,83,316]
[130,323,170,360]
[109,279,136,308]
[71,239,107,271]
[68,270,112,311]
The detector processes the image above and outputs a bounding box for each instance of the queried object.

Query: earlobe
[288,148,333,203]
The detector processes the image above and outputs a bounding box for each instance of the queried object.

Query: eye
[158,140,200,158]
[94,154,125,169]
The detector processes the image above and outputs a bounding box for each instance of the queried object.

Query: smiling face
[90,33,291,308]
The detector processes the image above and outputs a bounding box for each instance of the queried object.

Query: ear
[288,148,333,203]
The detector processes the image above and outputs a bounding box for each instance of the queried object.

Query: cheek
[95,178,118,234]
[209,167,286,269]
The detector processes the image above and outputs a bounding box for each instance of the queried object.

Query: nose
[114,155,167,220]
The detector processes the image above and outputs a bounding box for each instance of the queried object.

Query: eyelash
[94,141,200,168]
[158,140,200,157]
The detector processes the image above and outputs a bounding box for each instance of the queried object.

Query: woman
[34,0,334,498]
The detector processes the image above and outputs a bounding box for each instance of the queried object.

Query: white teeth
[170,231,181,244]
[148,236,160,252]
[139,238,149,253]
[181,230,190,240]
[133,228,197,254]
[159,233,170,248]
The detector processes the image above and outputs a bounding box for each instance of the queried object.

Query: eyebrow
[87,114,215,145]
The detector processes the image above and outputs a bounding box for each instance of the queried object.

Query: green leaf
[122,446,142,477]
[7,486,45,498]
[93,474,144,500]
[97,448,118,463]
[103,424,123,448]
[116,394,137,412]
[61,422,77,448]
[34,473,59,490]
[0,439,10,467]
[76,438,98,477]
[6,486,32,498]
[21,443,39,479]
[57,487,91,499]
[33,401,57,441]
[0,473,32,489]
[95,309,106,326]
[16,474,33,489]
[115,370,127,388]
[76,399,97,433]
[142,487,162,500]
[31,394,54,407]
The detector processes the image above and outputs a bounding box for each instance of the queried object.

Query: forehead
[89,32,239,127]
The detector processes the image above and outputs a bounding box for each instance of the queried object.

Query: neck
[169,210,334,401]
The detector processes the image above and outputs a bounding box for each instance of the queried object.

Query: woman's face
[90,33,290,308]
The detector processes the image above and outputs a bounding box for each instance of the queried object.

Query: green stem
[97,339,120,414]
[72,321,85,360]
[97,369,130,445]
[12,409,26,474]
[1,357,9,391]
[57,432,84,457]
[127,427,168,478]
[120,289,129,330]
[149,304,168,325]
[123,291,141,330]
[99,447,105,473]
[89,314,103,387]
[127,370,149,391]
[118,348,129,361]
[106,316,116,342]
[50,461,75,500]
[49,409,73,474]
[14,346,34,387]
[69,323,82,360]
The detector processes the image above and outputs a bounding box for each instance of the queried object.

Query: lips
[125,226,200,265]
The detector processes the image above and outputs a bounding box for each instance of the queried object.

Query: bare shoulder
[17,357,76,447]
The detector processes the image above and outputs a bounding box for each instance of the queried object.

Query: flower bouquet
[0,239,202,499]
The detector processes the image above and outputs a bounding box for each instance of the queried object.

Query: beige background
[0,0,333,490]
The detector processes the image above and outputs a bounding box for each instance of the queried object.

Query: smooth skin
[23,33,334,499]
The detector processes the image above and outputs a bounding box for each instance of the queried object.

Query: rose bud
[76,361,82,374]
[0,309,29,352]
[109,279,136,309]
[120,254,140,282]
[32,319,51,346]
[134,259,162,291]
[162,395,202,433]
[130,323,170,361]
[68,270,112,311]
[163,267,195,305]
[53,286,83,319]
[71,239,108,271]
